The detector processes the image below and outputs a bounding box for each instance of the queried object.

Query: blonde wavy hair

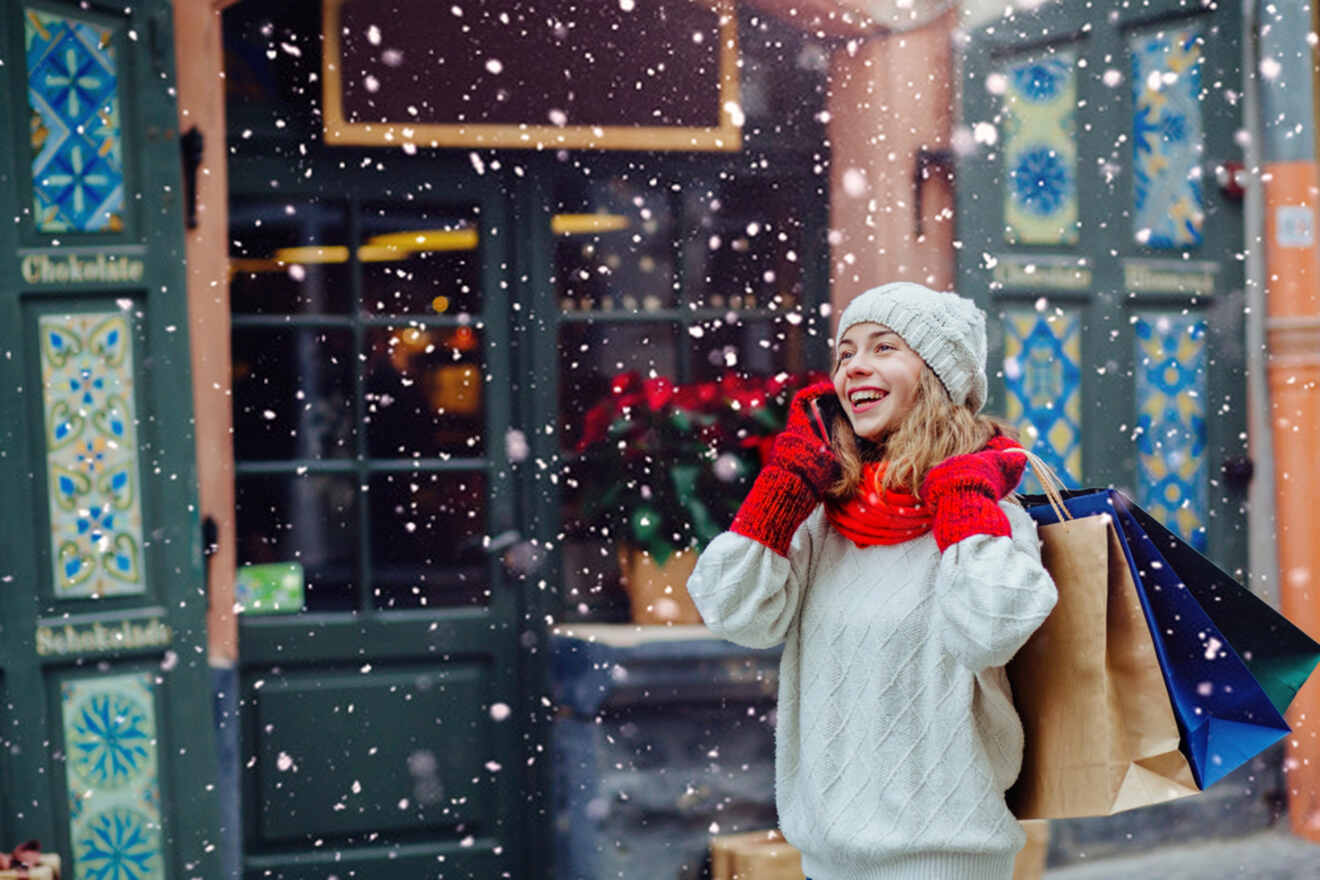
[826,366,1018,502]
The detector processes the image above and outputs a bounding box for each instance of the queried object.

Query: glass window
[368,471,487,610]
[231,200,491,612]
[360,204,482,316]
[364,325,485,459]
[555,162,826,622]
[232,327,355,461]
[684,177,813,310]
[554,173,676,313]
[558,322,679,454]
[229,200,351,314]
[235,475,359,613]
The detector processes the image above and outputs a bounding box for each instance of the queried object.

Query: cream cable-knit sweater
[687,500,1057,880]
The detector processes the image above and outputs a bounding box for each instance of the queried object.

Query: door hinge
[913,147,955,238]
[181,127,204,230]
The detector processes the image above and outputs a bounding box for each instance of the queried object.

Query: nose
[846,355,873,378]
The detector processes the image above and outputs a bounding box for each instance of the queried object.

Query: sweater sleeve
[685,506,820,649]
[933,500,1057,672]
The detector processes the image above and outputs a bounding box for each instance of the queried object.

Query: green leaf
[631,505,661,544]
[682,495,721,546]
[670,464,700,503]
[649,539,673,567]
[751,408,784,431]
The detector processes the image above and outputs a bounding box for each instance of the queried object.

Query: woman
[687,281,1058,880]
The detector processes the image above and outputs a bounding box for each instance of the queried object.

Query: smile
[848,388,888,413]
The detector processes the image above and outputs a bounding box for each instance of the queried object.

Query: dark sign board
[323,0,741,150]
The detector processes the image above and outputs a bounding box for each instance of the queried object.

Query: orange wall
[174,0,237,665]
[1264,160,1320,838]
[827,9,957,319]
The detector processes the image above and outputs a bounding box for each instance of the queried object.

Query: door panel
[229,183,524,879]
[958,0,1247,573]
[0,1,221,877]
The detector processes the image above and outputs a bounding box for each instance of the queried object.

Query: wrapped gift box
[0,847,59,880]
[710,829,804,880]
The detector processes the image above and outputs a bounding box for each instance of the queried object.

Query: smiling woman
[687,282,1055,880]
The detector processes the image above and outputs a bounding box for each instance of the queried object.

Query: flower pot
[617,545,703,625]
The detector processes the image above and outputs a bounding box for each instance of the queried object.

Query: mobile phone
[808,393,843,445]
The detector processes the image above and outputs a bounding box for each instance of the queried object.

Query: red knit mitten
[731,382,839,556]
[919,444,1027,552]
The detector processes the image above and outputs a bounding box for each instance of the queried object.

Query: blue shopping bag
[1021,488,1317,790]
[1122,501,1320,720]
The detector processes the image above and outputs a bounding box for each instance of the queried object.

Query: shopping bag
[1023,487,1318,790]
[1122,502,1320,719]
[1105,491,1319,787]
[1006,496,1198,819]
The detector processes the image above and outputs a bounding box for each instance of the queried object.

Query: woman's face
[832,322,926,441]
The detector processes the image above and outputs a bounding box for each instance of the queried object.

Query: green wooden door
[226,156,528,879]
[0,1,222,877]
[958,0,1248,574]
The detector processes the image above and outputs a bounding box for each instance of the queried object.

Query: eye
[838,349,854,362]
[875,342,895,353]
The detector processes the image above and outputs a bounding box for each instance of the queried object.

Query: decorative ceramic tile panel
[1131,27,1205,249]
[62,673,163,880]
[1002,53,1078,245]
[25,8,125,233]
[1135,314,1208,550]
[39,312,145,597]
[1002,310,1083,492]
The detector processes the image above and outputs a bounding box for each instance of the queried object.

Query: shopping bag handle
[1006,447,1072,523]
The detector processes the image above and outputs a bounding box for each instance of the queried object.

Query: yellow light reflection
[365,228,479,252]
[271,245,349,264]
[551,213,630,235]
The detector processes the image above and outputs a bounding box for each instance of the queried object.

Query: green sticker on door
[235,562,305,614]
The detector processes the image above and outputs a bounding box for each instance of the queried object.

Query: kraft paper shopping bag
[1007,506,1197,819]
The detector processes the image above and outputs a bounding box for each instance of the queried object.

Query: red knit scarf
[826,435,1022,547]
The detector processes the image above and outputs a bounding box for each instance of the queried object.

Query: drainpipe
[1255,0,1320,841]
[1242,0,1278,613]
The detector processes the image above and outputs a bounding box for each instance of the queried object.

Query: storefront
[220,1,831,876]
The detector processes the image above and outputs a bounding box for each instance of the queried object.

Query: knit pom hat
[834,281,989,413]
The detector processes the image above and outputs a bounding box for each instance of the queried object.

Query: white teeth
[850,390,886,405]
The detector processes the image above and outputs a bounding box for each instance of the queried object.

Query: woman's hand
[730,382,840,556]
[768,382,841,495]
[919,446,1027,552]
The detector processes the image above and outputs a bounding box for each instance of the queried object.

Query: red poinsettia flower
[643,376,675,411]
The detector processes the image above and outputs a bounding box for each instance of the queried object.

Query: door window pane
[686,177,813,309]
[360,205,481,316]
[26,8,125,233]
[236,475,358,612]
[230,200,351,314]
[689,317,810,383]
[1134,313,1208,550]
[369,471,487,609]
[232,328,355,461]
[1000,52,1079,246]
[1130,27,1205,248]
[1002,309,1083,490]
[554,174,676,313]
[364,325,485,459]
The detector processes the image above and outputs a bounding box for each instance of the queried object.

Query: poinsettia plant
[567,369,829,563]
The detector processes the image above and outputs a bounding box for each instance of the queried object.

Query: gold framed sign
[322,0,742,151]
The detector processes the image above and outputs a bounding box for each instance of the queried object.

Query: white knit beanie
[834,281,989,413]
